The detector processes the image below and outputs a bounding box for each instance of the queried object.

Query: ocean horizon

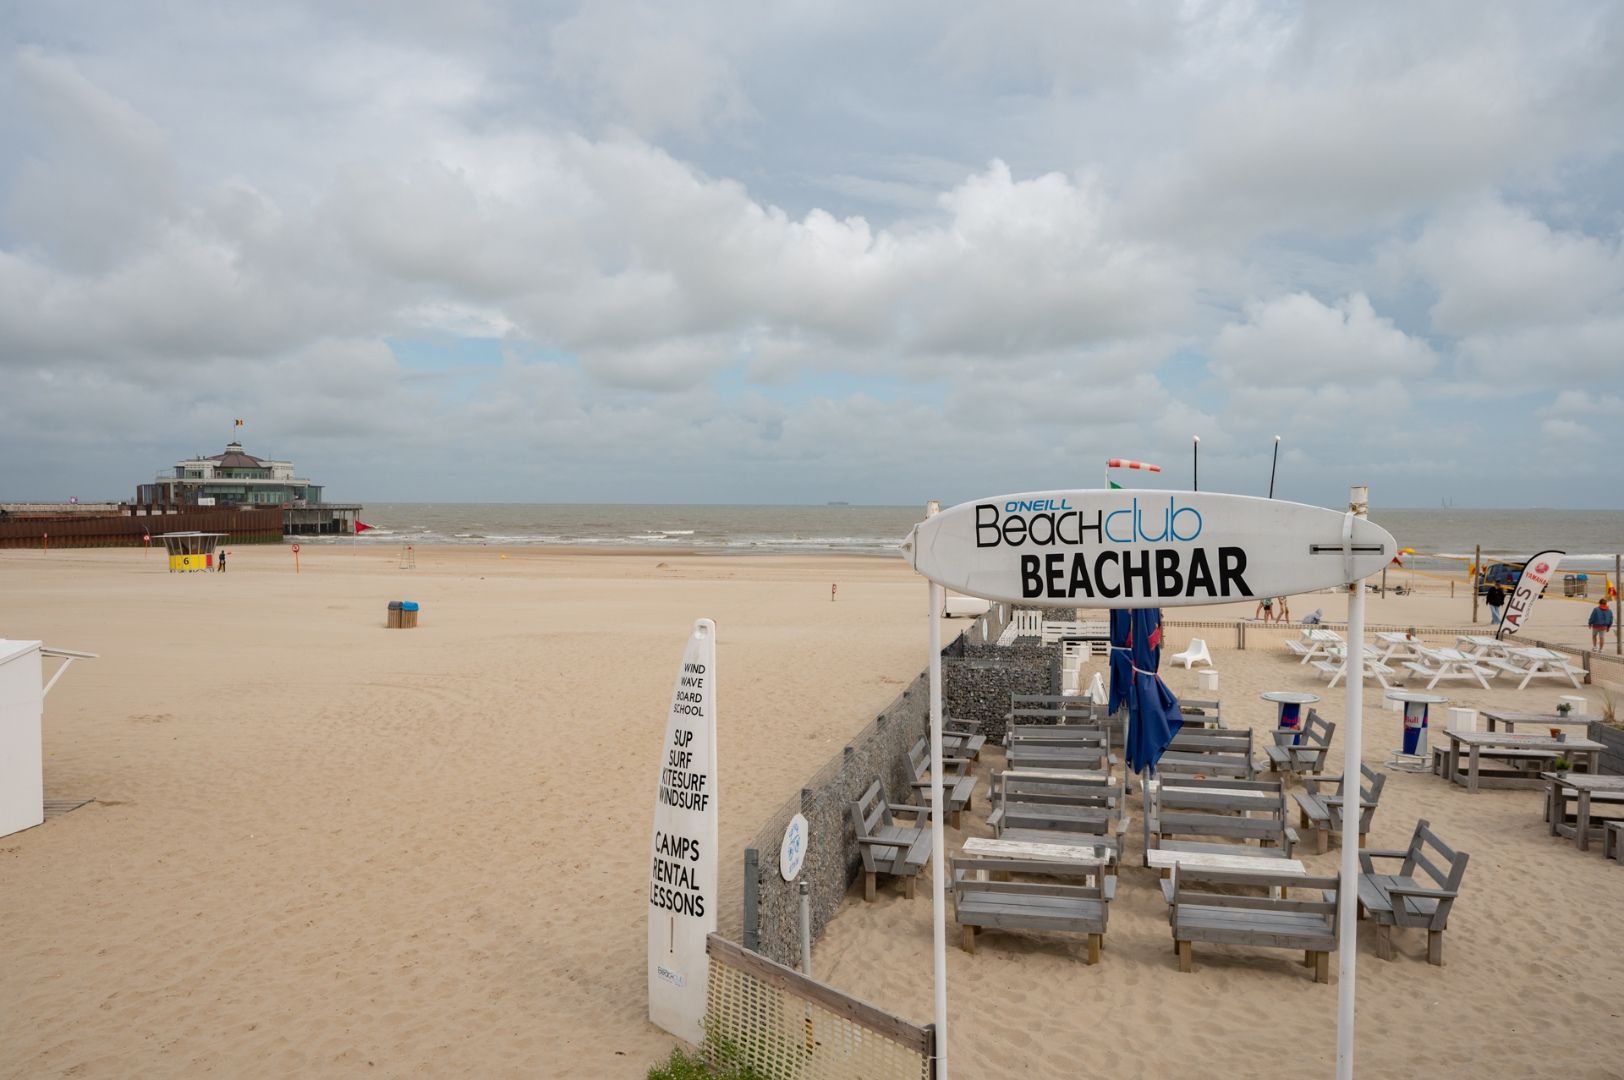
[333,502,1624,571]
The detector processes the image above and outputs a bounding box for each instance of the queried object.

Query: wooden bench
[1178,698,1224,728]
[1007,694,1121,748]
[1007,727,1113,773]
[1157,727,1257,780]
[1169,865,1340,982]
[904,736,976,829]
[1263,709,1335,784]
[1284,639,1315,659]
[1605,822,1623,863]
[1295,763,1386,854]
[848,779,931,902]
[989,770,1128,870]
[1148,776,1299,859]
[951,854,1113,961]
[1358,818,1469,965]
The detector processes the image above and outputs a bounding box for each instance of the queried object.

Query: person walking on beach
[1274,596,1290,623]
[218,550,227,573]
[1485,583,1505,624]
[1590,599,1613,650]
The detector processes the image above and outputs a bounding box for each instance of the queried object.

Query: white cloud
[2,4,1623,507]
[1211,292,1436,386]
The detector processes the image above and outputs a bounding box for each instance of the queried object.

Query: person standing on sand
[1274,596,1290,623]
[1255,596,1272,620]
[1485,583,1505,624]
[1590,599,1612,650]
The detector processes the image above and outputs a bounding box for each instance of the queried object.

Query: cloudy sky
[2,2,1620,507]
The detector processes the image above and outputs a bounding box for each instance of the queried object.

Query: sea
[340,503,1624,572]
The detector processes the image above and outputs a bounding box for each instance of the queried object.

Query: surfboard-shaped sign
[648,618,718,1044]
[903,490,1395,608]
[1497,550,1562,639]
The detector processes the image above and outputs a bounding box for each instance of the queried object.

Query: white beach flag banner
[648,618,718,1044]
[1498,551,1563,639]
[903,490,1395,607]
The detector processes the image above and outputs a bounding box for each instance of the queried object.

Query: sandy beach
[3,546,1620,1078]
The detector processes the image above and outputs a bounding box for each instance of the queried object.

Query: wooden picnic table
[963,836,1108,867]
[1443,730,1605,792]
[1541,774,1624,852]
[1479,710,1594,733]
[1146,848,1305,899]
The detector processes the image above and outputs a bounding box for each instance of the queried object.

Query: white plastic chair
[1169,638,1213,669]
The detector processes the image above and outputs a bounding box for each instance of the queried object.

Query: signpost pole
[1471,544,1481,623]
[1336,485,1369,1080]
[924,500,948,1079]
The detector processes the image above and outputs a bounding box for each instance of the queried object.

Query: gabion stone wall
[740,608,1009,967]
[745,671,932,967]
[942,645,1058,744]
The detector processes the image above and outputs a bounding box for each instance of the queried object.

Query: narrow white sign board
[0,640,45,839]
[648,618,718,1044]
[903,490,1396,607]
[1498,550,1563,639]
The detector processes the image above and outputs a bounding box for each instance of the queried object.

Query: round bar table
[1261,691,1321,746]
[1385,690,1448,769]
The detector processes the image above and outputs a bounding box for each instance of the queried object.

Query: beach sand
[2,546,1620,1078]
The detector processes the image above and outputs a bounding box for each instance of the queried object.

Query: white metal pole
[1337,485,1368,1080]
[925,501,949,1077]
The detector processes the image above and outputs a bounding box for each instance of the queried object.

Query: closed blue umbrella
[1122,608,1182,776]
[1107,609,1133,715]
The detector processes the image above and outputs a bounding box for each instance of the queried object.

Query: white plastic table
[1499,647,1584,690]
[1413,647,1493,690]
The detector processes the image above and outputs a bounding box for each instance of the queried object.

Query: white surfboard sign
[902,490,1395,608]
[648,618,718,1044]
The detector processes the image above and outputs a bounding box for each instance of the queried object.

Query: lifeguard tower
[160,532,226,572]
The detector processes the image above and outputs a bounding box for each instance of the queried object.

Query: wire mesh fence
[704,935,934,1080]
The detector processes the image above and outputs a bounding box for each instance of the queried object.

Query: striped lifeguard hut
[160,532,226,572]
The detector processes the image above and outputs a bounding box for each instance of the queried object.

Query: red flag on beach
[355,521,374,532]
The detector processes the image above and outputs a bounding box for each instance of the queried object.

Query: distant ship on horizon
[826,501,851,506]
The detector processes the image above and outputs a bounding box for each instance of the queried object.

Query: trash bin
[1563,575,1577,597]
[387,600,403,629]
[402,600,419,629]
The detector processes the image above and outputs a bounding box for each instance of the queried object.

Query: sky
[1,1,1621,508]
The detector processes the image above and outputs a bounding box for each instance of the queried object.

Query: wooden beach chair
[940,716,986,761]
[1170,865,1340,982]
[1294,763,1386,854]
[848,780,931,902]
[904,736,976,828]
[1357,818,1470,965]
[1262,709,1335,784]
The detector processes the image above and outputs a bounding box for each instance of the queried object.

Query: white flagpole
[925,500,948,1077]
[1337,485,1368,1080]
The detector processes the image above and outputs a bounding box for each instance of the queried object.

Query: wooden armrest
[856,836,907,846]
[1360,848,1410,860]
[1387,885,1458,900]
[888,803,928,816]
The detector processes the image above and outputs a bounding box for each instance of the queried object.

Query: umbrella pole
[1336,486,1368,1080]
[925,506,949,1078]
